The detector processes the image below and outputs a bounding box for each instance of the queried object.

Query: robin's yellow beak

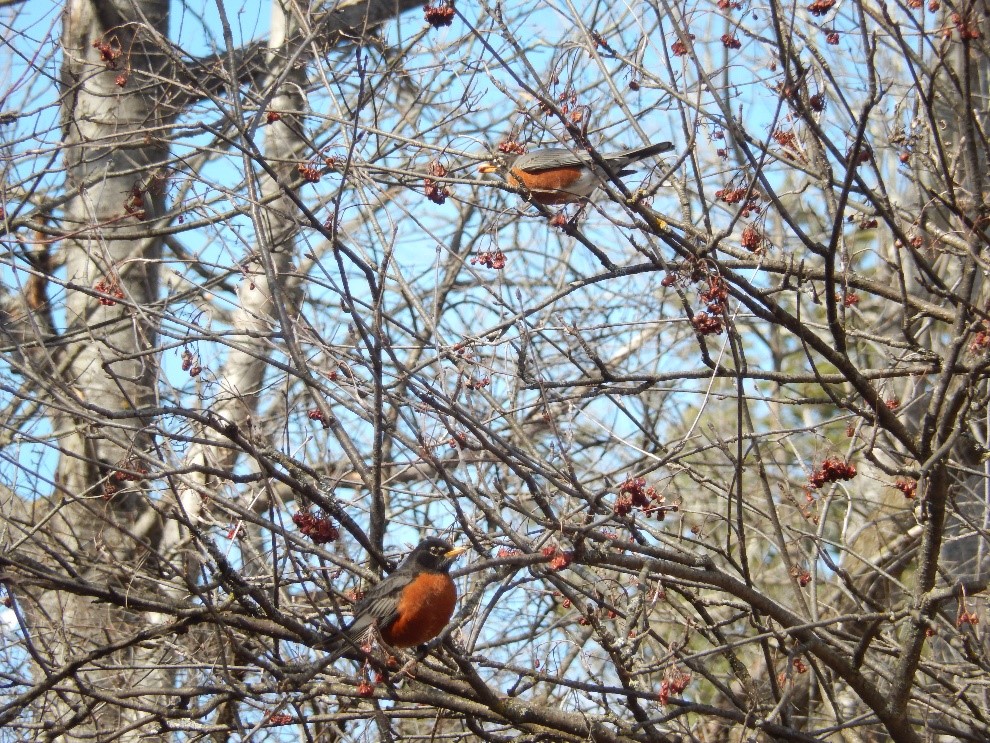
[444,545,470,559]
[478,163,500,174]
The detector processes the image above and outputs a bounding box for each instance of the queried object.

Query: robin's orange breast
[508,166,597,205]
[382,573,458,647]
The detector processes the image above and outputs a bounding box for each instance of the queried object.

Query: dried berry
[970,328,990,354]
[671,34,695,56]
[424,160,452,204]
[470,250,507,269]
[808,0,835,15]
[424,2,455,27]
[894,478,918,499]
[292,510,340,544]
[94,277,125,306]
[741,224,764,252]
[658,668,691,705]
[720,33,741,49]
[808,457,856,488]
[297,163,321,182]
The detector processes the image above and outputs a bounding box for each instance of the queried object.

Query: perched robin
[333,537,469,651]
[479,141,675,205]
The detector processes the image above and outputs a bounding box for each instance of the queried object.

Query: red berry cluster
[498,140,527,155]
[777,658,809,686]
[810,92,826,112]
[464,375,490,390]
[613,476,678,520]
[671,34,695,56]
[700,275,728,313]
[267,714,292,725]
[111,458,149,482]
[292,511,339,544]
[692,312,723,335]
[692,275,729,336]
[591,30,615,53]
[957,608,979,627]
[307,408,330,428]
[825,31,840,44]
[717,0,742,9]
[894,478,918,499]
[266,110,282,123]
[356,680,376,697]
[808,0,835,15]
[180,349,201,377]
[125,183,147,220]
[741,224,765,252]
[773,128,798,150]
[496,546,520,559]
[808,457,856,488]
[424,161,451,204]
[848,213,878,229]
[470,250,506,269]
[424,1,455,28]
[790,565,812,586]
[947,12,981,40]
[715,183,762,217]
[92,37,122,69]
[297,162,321,182]
[657,668,691,706]
[94,277,125,306]
[541,546,573,571]
[840,292,859,307]
[970,326,990,354]
[720,33,741,49]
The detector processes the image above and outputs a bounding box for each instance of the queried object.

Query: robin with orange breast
[479,141,674,205]
[332,537,469,652]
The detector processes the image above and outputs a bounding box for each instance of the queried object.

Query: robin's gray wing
[512,141,673,174]
[342,576,406,640]
[511,148,593,173]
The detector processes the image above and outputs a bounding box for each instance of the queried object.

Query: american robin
[479,141,674,205]
[333,537,469,651]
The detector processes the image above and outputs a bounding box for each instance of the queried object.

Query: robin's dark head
[401,537,469,573]
[478,152,519,174]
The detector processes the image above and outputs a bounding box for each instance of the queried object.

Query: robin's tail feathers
[621,141,675,162]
